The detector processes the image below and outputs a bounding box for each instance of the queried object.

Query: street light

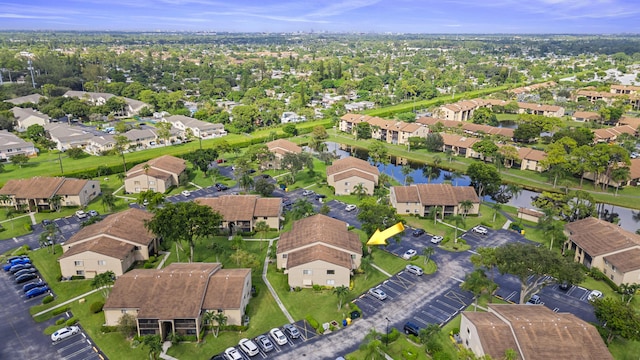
[385,317,390,347]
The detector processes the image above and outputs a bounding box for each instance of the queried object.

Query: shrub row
[51,306,70,316]
[42,295,54,304]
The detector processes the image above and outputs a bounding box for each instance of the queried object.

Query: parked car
[238,338,259,356]
[13,268,37,278]
[405,264,423,276]
[23,280,46,293]
[42,219,53,226]
[181,190,191,197]
[15,273,37,284]
[559,281,571,291]
[402,249,417,260]
[345,204,357,212]
[302,189,314,196]
[588,290,603,301]
[4,257,30,270]
[7,255,29,263]
[255,334,274,352]
[404,321,421,336]
[283,323,301,339]
[269,328,288,346]
[368,288,388,301]
[26,285,50,298]
[215,183,228,191]
[9,263,32,274]
[412,228,425,237]
[430,235,444,244]
[526,294,542,305]
[88,210,99,217]
[472,225,488,235]
[223,347,242,360]
[51,326,80,342]
[75,210,88,219]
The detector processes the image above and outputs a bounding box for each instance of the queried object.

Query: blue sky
[0,0,638,33]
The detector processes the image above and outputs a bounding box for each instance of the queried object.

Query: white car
[181,190,191,197]
[405,264,423,276]
[368,288,388,301]
[238,338,259,356]
[430,235,443,244]
[51,326,80,342]
[588,290,603,301]
[345,204,357,212]
[75,210,87,219]
[472,225,488,235]
[224,347,243,360]
[402,249,417,260]
[269,328,288,346]
[302,189,314,196]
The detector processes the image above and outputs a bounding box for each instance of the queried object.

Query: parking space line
[444,290,473,307]
[412,316,431,327]
[421,309,447,324]
[436,299,462,312]
[63,346,93,360]
[428,304,454,319]
[55,337,85,351]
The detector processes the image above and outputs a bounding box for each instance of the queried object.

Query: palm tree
[461,269,496,311]
[401,165,412,185]
[431,206,442,225]
[239,172,254,192]
[360,328,383,359]
[611,167,630,196]
[143,163,151,190]
[353,183,367,200]
[333,285,349,310]
[422,247,434,265]
[491,202,502,223]
[432,155,442,168]
[445,149,454,162]
[207,167,221,185]
[101,192,116,212]
[505,183,523,201]
[359,257,373,280]
[449,170,462,186]
[459,200,473,219]
[49,195,62,212]
[0,194,11,208]
[254,221,270,251]
[212,312,228,338]
[451,215,465,243]
[142,335,163,360]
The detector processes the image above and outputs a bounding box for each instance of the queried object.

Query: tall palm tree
[459,200,473,219]
[422,247,434,265]
[254,221,269,251]
[143,163,151,190]
[451,215,465,243]
[333,285,349,310]
[431,206,442,225]
[401,165,412,185]
[491,202,502,223]
[611,167,630,196]
[461,269,495,311]
[212,312,228,338]
[360,257,373,280]
[239,172,254,192]
[445,149,454,163]
[505,183,523,201]
[353,183,367,199]
[49,195,62,212]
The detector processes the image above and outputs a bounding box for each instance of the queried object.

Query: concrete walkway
[262,237,295,323]
[189,182,203,189]
[371,263,393,277]
[113,185,136,200]
[502,219,512,230]
[156,251,171,269]
[0,212,32,224]
[33,287,109,317]
[160,341,178,360]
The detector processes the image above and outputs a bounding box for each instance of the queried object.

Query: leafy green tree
[424,133,444,152]
[239,172,254,192]
[137,190,165,210]
[283,124,298,136]
[461,269,496,310]
[10,154,29,168]
[471,107,498,126]
[333,285,349,310]
[91,270,115,298]
[368,141,388,165]
[290,198,315,220]
[25,124,46,142]
[145,202,222,262]
[101,192,116,212]
[117,313,138,339]
[472,139,499,161]
[356,122,372,139]
[467,162,501,199]
[254,177,275,197]
[593,297,640,344]
[66,147,86,159]
[142,335,163,360]
[357,197,402,238]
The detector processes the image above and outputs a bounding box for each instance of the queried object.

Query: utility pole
[27,59,36,89]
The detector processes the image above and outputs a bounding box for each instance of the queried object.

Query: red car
[216,159,225,163]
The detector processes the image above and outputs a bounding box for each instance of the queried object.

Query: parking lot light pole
[385,317,390,346]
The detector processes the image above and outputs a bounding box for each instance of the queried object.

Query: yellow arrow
[366,222,405,246]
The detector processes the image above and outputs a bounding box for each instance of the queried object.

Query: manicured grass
[346,336,430,360]
[0,213,33,239]
[369,246,437,275]
[609,338,640,360]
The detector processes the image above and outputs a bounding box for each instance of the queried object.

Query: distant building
[265,139,302,169]
[196,195,282,233]
[163,115,227,139]
[5,94,44,105]
[280,111,306,123]
[0,130,37,160]
[124,155,186,194]
[390,183,479,217]
[326,157,379,196]
[0,177,100,212]
[11,107,49,132]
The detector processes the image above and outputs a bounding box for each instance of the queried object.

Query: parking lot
[52,322,103,360]
[211,320,318,359]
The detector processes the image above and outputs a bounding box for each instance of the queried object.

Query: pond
[325,142,640,233]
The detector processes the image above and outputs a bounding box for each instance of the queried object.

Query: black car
[9,263,33,274]
[404,322,421,336]
[412,229,425,237]
[13,268,37,278]
[215,183,228,191]
[42,219,53,226]
[15,273,38,284]
[559,281,571,291]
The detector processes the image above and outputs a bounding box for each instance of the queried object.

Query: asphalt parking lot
[211,320,318,359]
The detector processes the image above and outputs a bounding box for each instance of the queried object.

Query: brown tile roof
[332,169,376,183]
[619,116,640,129]
[565,217,640,257]
[518,147,547,162]
[487,304,612,360]
[629,159,640,180]
[266,139,302,155]
[254,197,283,217]
[0,177,65,199]
[440,133,479,148]
[287,244,353,269]
[65,208,155,246]
[56,178,90,195]
[517,102,563,113]
[326,157,379,178]
[603,248,640,273]
[518,208,544,218]
[104,263,222,319]
[127,168,173,181]
[59,237,135,260]
[611,84,640,92]
[392,184,479,206]
[202,268,251,310]
[463,311,520,360]
[593,125,636,141]
[340,113,371,124]
[572,111,600,121]
[127,155,186,177]
[277,214,362,255]
[197,195,281,221]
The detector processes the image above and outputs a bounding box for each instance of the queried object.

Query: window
[327,270,335,275]
[98,260,106,266]
[327,279,335,285]
[263,217,268,220]
[282,254,287,259]
[303,269,312,275]
[121,309,128,314]
[611,275,614,280]
[467,328,470,334]
[351,254,356,259]
[135,246,141,250]
[74,260,84,266]
[134,181,140,185]
[344,182,349,186]
[149,181,155,185]
[76,270,84,276]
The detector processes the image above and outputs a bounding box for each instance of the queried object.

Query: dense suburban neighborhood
[1,31,640,360]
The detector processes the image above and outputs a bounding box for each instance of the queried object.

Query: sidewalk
[261,237,295,323]
[33,287,108,318]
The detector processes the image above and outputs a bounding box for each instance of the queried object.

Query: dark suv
[404,322,421,336]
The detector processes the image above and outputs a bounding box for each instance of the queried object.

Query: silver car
[405,264,423,276]
[368,288,388,300]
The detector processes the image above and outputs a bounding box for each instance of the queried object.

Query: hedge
[90,301,104,314]
[65,317,77,326]
[52,307,70,316]
[42,295,54,304]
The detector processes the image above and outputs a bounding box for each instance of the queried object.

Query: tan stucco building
[461,304,612,360]
[0,177,100,212]
[124,155,186,194]
[104,263,251,341]
[11,107,49,132]
[326,157,379,196]
[338,114,428,145]
[277,214,362,288]
[265,139,302,169]
[565,217,640,286]
[517,147,547,172]
[59,208,156,279]
[196,195,282,233]
[390,183,480,217]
